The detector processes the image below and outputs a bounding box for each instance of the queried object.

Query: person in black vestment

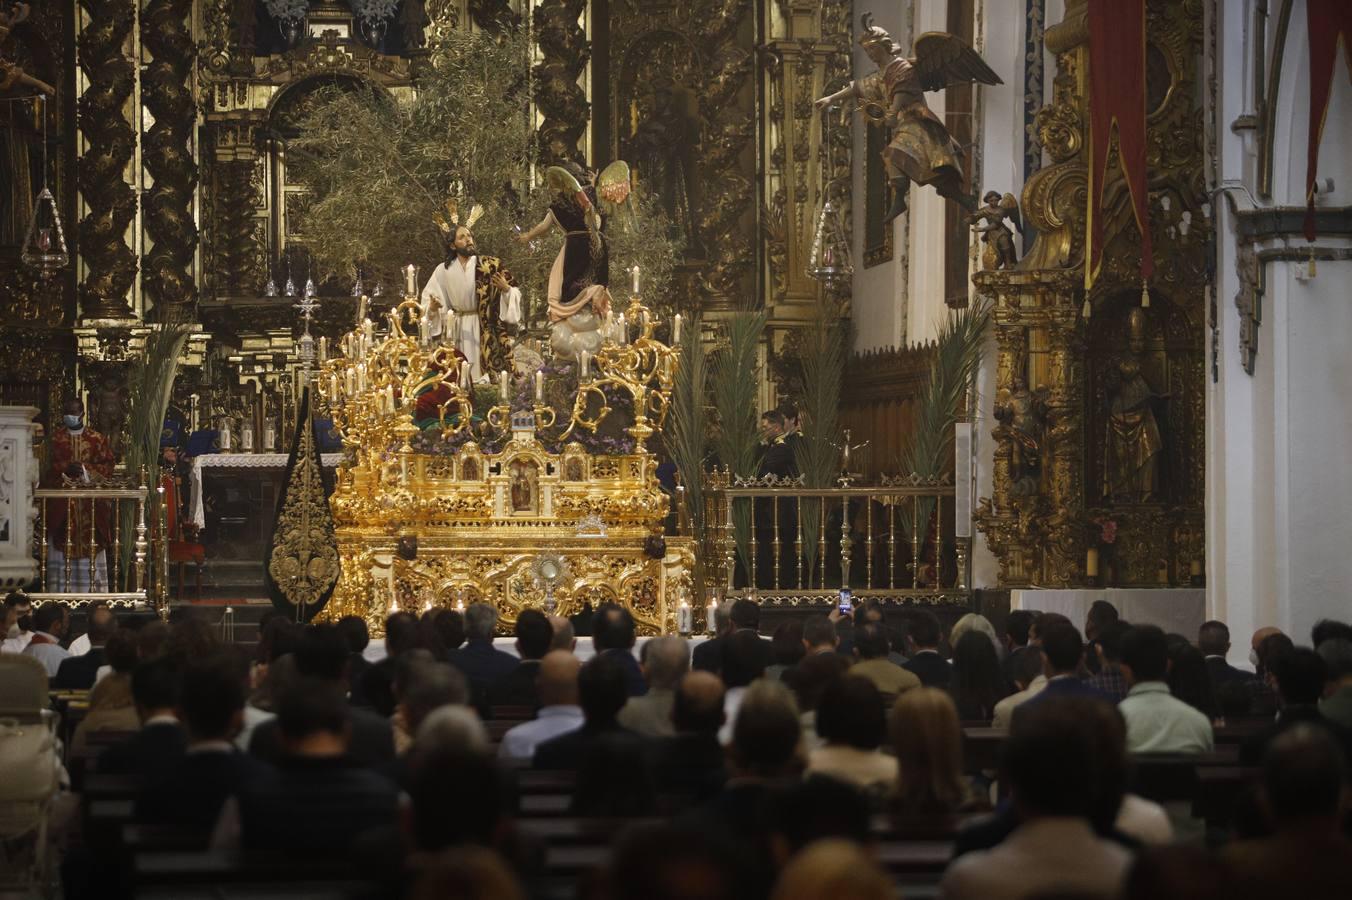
[137,650,271,832]
[249,625,395,767]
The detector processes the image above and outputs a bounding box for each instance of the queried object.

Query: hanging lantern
[806,196,853,283]
[21,185,69,275]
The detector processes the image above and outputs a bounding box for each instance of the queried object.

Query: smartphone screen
[837,589,852,615]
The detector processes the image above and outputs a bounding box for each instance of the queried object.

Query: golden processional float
[313,272,693,638]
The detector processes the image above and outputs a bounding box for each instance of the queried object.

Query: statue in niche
[1104,308,1165,503]
[509,459,537,514]
[993,376,1049,497]
[970,191,1022,270]
[626,76,702,251]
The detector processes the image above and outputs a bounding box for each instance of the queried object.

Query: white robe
[419,256,523,382]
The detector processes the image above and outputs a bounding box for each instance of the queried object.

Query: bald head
[673,670,725,735]
[547,615,576,652]
[1252,626,1283,652]
[642,636,690,690]
[538,650,581,707]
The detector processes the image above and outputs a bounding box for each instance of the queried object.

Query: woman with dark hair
[807,674,897,795]
[948,629,1008,722]
[1167,641,1219,723]
[766,621,805,681]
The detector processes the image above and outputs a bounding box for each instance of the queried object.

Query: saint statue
[993,376,1048,496]
[1104,309,1165,503]
[970,191,1022,270]
[420,204,523,383]
[42,398,115,591]
[518,161,629,361]
[815,14,1002,223]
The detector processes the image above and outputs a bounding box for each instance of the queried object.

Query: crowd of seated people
[6,590,1352,900]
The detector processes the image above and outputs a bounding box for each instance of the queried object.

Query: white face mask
[1249,648,1260,669]
[63,415,83,430]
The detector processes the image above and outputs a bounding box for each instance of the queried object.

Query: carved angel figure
[970,191,1022,270]
[816,14,1002,223]
[518,160,631,360]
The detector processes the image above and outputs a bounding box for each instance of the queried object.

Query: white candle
[385,386,395,414]
[329,373,339,401]
[318,337,327,363]
[677,601,692,635]
[499,369,510,399]
[706,600,717,634]
[404,263,417,297]
[579,351,590,380]
[616,314,627,345]
[630,264,640,294]
[363,319,373,342]
[460,361,472,389]
[534,370,544,402]
[419,315,430,346]
[346,368,357,396]
[356,364,366,392]
[672,314,682,345]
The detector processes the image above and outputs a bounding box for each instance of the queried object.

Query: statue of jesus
[420,223,523,382]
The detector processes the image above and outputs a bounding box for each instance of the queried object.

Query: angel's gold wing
[911,32,1003,92]
[596,160,631,207]
[545,165,584,197]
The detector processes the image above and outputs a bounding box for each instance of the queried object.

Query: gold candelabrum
[315,275,692,638]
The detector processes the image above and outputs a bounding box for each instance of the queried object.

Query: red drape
[1085,0,1151,290]
[1304,0,1352,241]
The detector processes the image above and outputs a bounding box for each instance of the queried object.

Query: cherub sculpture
[970,191,1022,270]
[816,14,1001,223]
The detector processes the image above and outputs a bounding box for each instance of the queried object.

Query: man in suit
[355,611,421,716]
[54,604,117,690]
[447,603,519,708]
[619,635,688,737]
[849,622,920,709]
[692,599,735,673]
[652,671,727,800]
[221,678,399,854]
[1221,724,1351,899]
[718,629,770,744]
[902,609,953,689]
[1000,610,1034,692]
[755,410,798,588]
[97,656,186,777]
[534,653,641,770]
[137,650,270,831]
[485,608,553,711]
[250,625,395,767]
[1240,647,1352,766]
[592,603,648,697]
[1012,622,1108,725]
[1199,619,1254,686]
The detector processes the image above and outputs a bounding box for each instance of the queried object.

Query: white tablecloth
[1009,589,1207,640]
[190,452,343,529]
[362,634,710,664]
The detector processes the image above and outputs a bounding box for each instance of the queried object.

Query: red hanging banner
[1304,0,1352,242]
[1085,0,1152,292]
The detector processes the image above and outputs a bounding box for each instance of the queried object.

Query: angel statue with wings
[970,190,1022,270]
[517,160,633,360]
[816,14,1002,224]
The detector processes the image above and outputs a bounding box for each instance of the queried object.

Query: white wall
[1208,0,1352,653]
[851,0,913,353]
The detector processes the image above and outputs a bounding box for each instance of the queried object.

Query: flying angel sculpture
[816,14,1002,223]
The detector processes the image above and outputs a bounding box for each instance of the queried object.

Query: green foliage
[899,301,990,547]
[795,302,848,582]
[119,317,193,592]
[665,315,709,594]
[287,24,679,320]
[710,310,766,576]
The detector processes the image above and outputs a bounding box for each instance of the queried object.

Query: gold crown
[434,198,485,236]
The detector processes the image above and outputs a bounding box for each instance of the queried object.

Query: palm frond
[899,301,990,549]
[795,301,848,582]
[665,314,709,594]
[710,311,766,577]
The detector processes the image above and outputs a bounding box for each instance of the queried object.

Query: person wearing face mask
[419,217,523,384]
[42,398,115,591]
[1,591,34,653]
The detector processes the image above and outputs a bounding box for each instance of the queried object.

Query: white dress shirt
[497,705,584,762]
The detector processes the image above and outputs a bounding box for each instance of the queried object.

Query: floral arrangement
[1091,516,1118,545]
[348,0,400,23]
[265,0,310,23]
